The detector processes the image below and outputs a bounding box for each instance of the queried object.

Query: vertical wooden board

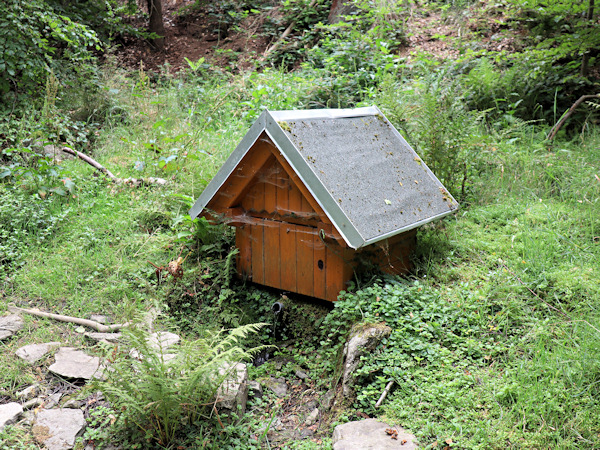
[240,184,256,212]
[263,223,281,289]
[264,166,277,213]
[252,176,265,213]
[288,182,303,214]
[324,243,346,302]
[279,224,297,293]
[301,195,313,214]
[295,227,314,298]
[235,226,252,277]
[313,231,327,300]
[275,164,289,215]
[250,222,265,284]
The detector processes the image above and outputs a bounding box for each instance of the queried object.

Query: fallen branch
[62,146,167,186]
[375,380,394,408]
[547,94,600,141]
[263,0,317,58]
[61,146,117,181]
[8,305,131,333]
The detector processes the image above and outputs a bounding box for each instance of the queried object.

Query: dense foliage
[0,0,599,448]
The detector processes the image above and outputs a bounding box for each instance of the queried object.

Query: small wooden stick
[375,380,395,408]
[61,146,167,186]
[263,0,318,57]
[8,305,131,333]
[61,146,117,181]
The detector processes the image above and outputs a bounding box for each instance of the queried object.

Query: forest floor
[110,1,524,75]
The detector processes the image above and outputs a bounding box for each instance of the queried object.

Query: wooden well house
[189,107,458,301]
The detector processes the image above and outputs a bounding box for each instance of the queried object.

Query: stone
[0,314,24,340]
[248,380,263,399]
[44,393,62,409]
[332,419,418,450]
[147,331,180,352]
[342,324,391,397]
[49,347,104,380]
[84,332,122,343]
[300,428,315,438]
[23,398,43,410]
[33,409,86,450]
[304,408,319,426]
[216,363,248,413]
[295,368,309,380]
[320,389,336,410]
[16,342,61,363]
[264,377,288,398]
[16,383,42,400]
[0,402,23,430]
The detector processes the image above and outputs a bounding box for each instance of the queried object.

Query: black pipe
[271,301,284,315]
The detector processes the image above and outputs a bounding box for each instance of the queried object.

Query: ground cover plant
[1,0,599,448]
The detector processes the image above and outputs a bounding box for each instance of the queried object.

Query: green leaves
[94,318,267,447]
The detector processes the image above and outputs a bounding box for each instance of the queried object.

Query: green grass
[1,60,599,449]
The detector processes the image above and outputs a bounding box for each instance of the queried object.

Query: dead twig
[375,380,395,408]
[61,146,117,181]
[61,146,167,186]
[547,94,600,141]
[8,305,131,332]
[263,0,317,58]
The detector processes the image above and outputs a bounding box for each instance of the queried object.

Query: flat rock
[295,368,309,380]
[216,363,248,413]
[84,332,122,343]
[0,402,23,430]
[332,419,417,450]
[49,347,104,380]
[16,383,42,400]
[33,409,86,450]
[16,342,61,363]
[0,314,24,340]
[264,377,288,397]
[147,331,180,352]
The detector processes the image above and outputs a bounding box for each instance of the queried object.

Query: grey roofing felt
[189,107,458,249]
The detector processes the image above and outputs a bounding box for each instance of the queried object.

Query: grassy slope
[1,7,600,450]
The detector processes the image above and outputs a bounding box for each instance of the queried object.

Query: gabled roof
[190,106,458,249]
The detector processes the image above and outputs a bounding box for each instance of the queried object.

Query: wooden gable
[200,132,416,302]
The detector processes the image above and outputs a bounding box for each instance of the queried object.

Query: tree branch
[61,146,117,180]
[8,305,131,332]
[547,94,600,141]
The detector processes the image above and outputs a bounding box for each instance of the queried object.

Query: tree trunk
[147,0,166,52]
[328,0,358,24]
[581,0,595,77]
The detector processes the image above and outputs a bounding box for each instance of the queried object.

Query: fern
[93,317,269,447]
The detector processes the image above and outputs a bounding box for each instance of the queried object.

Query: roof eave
[359,206,459,248]
[188,110,269,219]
